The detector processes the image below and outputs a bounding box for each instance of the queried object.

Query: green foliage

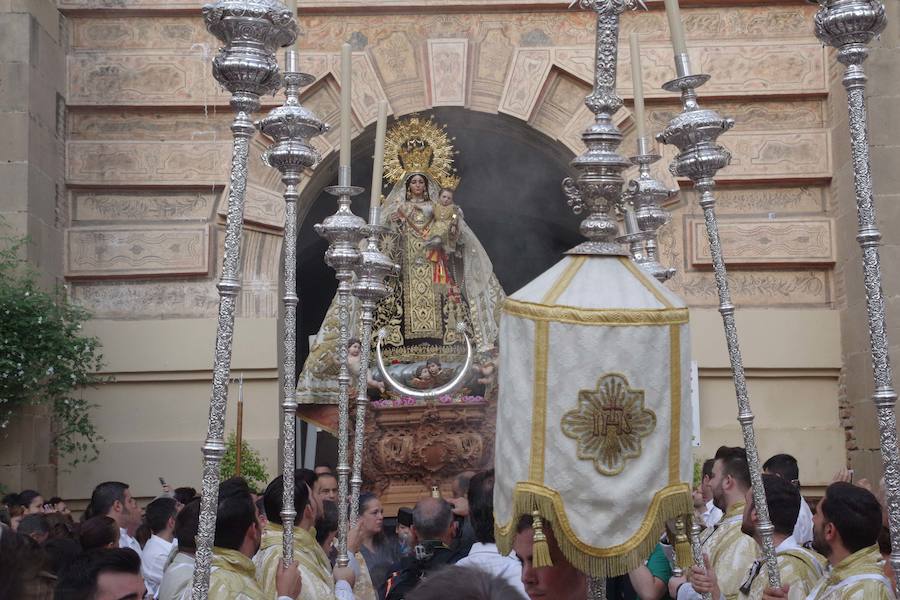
[220,432,269,492]
[0,231,106,467]
[693,457,704,489]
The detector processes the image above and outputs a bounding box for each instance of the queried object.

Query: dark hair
[516,513,534,534]
[754,474,801,537]
[175,498,200,553]
[413,498,453,540]
[315,500,339,546]
[214,477,257,551]
[263,471,311,526]
[820,481,883,554]
[134,523,151,548]
[714,446,750,490]
[43,538,82,576]
[55,548,142,600]
[0,529,44,598]
[48,497,64,507]
[702,458,715,480]
[348,337,362,348]
[426,358,441,368]
[146,497,177,534]
[763,454,800,485]
[438,188,455,197]
[79,515,120,551]
[45,512,76,540]
[879,526,891,556]
[174,487,197,506]
[296,468,317,491]
[359,492,378,515]
[468,470,495,544]
[17,489,42,509]
[2,493,19,507]
[18,513,50,537]
[406,565,520,600]
[86,482,129,519]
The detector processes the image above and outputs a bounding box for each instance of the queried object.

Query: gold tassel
[670,515,693,572]
[531,509,554,568]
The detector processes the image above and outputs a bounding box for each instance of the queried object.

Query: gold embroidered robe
[208,547,266,600]
[701,502,758,600]
[807,546,893,600]
[254,524,338,600]
[740,541,826,600]
[353,551,378,600]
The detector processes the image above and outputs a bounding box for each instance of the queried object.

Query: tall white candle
[287,0,297,51]
[663,0,689,57]
[629,33,647,142]
[340,43,352,170]
[370,101,388,209]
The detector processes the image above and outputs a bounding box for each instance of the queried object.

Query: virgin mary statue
[297,117,505,406]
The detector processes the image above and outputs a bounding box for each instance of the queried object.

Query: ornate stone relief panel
[66,225,210,278]
[67,141,230,186]
[427,39,468,107]
[688,217,836,268]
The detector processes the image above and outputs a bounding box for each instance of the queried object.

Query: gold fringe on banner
[495,482,692,578]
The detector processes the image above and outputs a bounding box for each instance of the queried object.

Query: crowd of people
[0,450,895,600]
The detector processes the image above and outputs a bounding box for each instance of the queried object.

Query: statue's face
[408,175,427,198]
[427,362,440,375]
[348,342,361,357]
[438,190,454,206]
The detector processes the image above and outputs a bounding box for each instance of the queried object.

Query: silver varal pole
[656,55,780,589]
[588,577,607,600]
[349,214,398,527]
[257,48,327,565]
[316,168,365,566]
[193,3,295,598]
[813,0,899,592]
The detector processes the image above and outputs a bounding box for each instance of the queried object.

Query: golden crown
[384,116,459,190]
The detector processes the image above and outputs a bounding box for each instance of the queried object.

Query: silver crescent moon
[375,330,474,400]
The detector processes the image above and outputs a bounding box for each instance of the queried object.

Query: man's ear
[168,515,176,531]
[112,499,123,514]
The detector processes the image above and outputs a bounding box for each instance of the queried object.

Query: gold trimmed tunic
[208,547,266,600]
[701,503,758,600]
[805,545,893,600]
[254,524,339,600]
[738,536,826,600]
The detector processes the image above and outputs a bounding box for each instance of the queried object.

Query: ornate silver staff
[193,2,295,598]
[316,174,364,568]
[618,136,677,283]
[316,43,365,565]
[812,0,898,591]
[349,104,398,528]
[656,1,780,588]
[257,48,327,564]
[560,0,642,595]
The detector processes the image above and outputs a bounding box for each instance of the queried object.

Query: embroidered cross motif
[562,373,656,476]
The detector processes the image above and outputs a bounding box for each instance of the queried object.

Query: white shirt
[703,499,724,529]
[158,550,193,600]
[142,534,176,597]
[456,542,528,598]
[793,498,813,546]
[120,528,143,557]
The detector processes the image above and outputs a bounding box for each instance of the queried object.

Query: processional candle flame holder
[194,2,295,598]
[256,48,327,566]
[655,51,781,591]
[811,0,899,592]
[349,219,398,528]
[617,137,677,283]
[316,169,366,568]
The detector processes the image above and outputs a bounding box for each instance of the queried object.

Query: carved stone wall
[45,0,853,500]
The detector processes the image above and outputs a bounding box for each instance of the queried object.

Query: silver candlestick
[194,2,295,598]
[561,0,642,257]
[315,167,365,567]
[656,60,780,590]
[812,0,898,592]
[349,215,398,528]
[618,136,677,282]
[257,48,327,565]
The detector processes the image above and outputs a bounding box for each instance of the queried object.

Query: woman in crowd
[354,492,401,600]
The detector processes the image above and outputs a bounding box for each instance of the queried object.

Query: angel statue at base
[297,116,505,408]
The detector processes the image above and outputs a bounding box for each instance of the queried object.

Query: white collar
[775,535,800,553]
[468,542,500,555]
